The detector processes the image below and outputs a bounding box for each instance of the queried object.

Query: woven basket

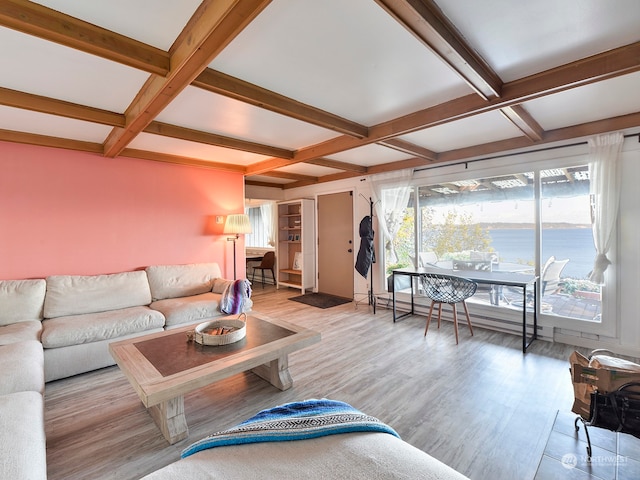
[194,313,247,346]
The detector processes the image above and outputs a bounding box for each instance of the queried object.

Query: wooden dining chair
[420,273,477,344]
[251,251,275,288]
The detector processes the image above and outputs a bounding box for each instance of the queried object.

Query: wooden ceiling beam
[378,138,438,160]
[425,110,640,164]
[258,170,316,182]
[499,105,544,141]
[372,41,640,140]
[305,158,368,173]
[120,148,247,172]
[245,179,287,188]
[298,110,640,187]
[0,86,125,127]
[193,69,369,138]
[0,128,103,153]
[144,121,293,159]
[0,0,169,76]
[273,41,640,167]
[102,0,272,158]
[375,0,502,99]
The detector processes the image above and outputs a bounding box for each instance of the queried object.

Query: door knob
[348,249,353,253]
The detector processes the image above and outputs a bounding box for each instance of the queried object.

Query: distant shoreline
[478,223,591,230]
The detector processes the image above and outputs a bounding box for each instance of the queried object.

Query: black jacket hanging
[355,215,375,278]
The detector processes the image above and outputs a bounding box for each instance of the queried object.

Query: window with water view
[387,167,601,323]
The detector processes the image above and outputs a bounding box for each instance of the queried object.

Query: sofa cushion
[0,341,44,395]
[0,279,46,326]
[0,321,42,345]
[150,292,222,328]
[0,391,47,480]
[41,306,165,348]
[146,263,222,301]
[44,271,153,318]
[141,431,469,480]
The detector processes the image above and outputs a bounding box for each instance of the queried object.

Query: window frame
[391,148,617,338]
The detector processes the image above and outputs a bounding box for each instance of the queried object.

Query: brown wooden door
[317,191,354,299]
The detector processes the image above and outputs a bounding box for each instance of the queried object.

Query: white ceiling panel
[0,105,111,142]
[211,0,473,126]
[0,27,148,112]
[523,72,640,131]
[399,111,524,152]
[326,144,414,167]
[128,133,269,166]
[156,86,337,150]
[31,0,202,50]
[436,0,640,82]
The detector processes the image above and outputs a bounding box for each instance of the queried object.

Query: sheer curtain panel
[588,132,623,284]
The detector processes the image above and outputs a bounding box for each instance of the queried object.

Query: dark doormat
[289,293,351,309]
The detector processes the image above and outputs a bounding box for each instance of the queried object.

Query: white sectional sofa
[0,279,48,480]
[42,270,166,382]
[0,262,248,479]
[0,265,464,479]
[146,262,237,329]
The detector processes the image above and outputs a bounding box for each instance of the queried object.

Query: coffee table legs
[251,355,292,390]
[147,356,293,444]
[148,396,189,445]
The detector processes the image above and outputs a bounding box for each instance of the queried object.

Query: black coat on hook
[355,215,375,278]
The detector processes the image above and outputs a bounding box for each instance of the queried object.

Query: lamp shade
[223,214,252,235]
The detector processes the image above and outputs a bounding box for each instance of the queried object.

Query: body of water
[489,228,596,279]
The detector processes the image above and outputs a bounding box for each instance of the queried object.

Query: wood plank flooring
[45,285,585,479]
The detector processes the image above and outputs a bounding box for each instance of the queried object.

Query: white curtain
[588,132,624,284]
[370,170,413,264]
[260,202,276,247]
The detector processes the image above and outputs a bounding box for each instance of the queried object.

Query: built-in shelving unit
[276,199,315,294]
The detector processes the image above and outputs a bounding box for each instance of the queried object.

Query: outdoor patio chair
[418,251,439,267]
[420,273,477,344]
[541,256,569,296]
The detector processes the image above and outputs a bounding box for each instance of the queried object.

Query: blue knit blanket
[181,399,399,458]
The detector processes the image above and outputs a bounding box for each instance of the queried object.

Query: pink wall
[0,142,246,280]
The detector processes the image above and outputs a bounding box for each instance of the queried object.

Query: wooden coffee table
[109,312,320,444]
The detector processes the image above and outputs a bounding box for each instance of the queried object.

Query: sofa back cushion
[145,263,222,301]
[44,271,152,318]
[0,279,46,326]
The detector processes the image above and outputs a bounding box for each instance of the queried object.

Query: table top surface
[109,312,320,406]
[393,266,537,286]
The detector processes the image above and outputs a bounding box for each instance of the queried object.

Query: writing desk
[391,266,538,353]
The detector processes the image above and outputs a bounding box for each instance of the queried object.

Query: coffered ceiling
[1,0,640,189]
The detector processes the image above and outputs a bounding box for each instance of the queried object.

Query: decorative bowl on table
[193,313,247,346]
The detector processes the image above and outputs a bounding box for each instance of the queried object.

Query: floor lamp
[224,214,252,279]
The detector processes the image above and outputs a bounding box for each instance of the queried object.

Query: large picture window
[385,165,601,323]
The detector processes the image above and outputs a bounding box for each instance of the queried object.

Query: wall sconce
[223,214,252,279]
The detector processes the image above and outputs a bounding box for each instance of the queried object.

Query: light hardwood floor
[45,286,584,479]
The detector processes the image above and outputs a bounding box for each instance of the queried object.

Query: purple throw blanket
[220,279,252,314]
